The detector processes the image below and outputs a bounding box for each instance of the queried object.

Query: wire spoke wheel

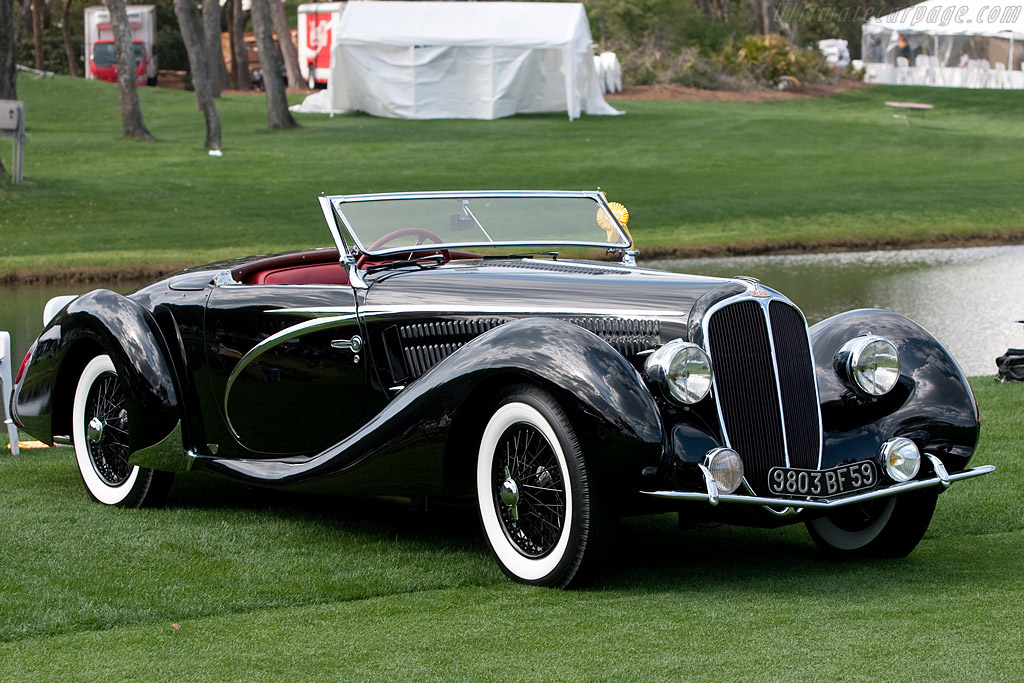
[72,355,173,508]
[85,372,132,486]
[493,423,566,558]
[476,385,607,588]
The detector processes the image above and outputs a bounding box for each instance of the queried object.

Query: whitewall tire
[476,386,604,588]
[72,355,172,507]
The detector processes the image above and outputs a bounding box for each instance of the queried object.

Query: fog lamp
[705,448,744,494]
[834,335,900,396]
[880,437,921,482]
[644,340,713,405]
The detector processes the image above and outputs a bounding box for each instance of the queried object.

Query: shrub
[721,34,833,88]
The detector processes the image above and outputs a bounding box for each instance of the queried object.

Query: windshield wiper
[365,253,446,275]
[481,251,559,261]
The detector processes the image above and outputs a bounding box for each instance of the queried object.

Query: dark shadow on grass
[161,471,1005,596]
[167,469,483,550]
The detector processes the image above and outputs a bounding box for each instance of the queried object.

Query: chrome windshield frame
[326,190,634,257]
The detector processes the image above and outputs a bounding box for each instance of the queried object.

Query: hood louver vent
[485,261,629,276]
[396,316,660,379]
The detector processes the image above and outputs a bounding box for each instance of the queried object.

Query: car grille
[705,298,821,495]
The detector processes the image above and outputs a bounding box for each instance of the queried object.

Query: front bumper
[642,462,995,509]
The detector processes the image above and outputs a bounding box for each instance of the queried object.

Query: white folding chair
[593,54,607,94]
[993,62,1008,89]
[1,331,20,455]
[896,56,911,85]
[978,59,992,88]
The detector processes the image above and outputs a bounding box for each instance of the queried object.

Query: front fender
[810,309,980,472]
[439,317,666,482]
[206,317,665,496]
[12,289,180,452]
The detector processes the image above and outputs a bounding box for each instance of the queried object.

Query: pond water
[0,246,1020,379]
[0,281,143,381]
[646,245,1024,377]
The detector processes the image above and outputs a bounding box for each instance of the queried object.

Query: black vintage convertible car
[9,191,993,587]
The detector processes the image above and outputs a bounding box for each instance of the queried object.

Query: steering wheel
[357,228,448,270]
[367,228,444,251]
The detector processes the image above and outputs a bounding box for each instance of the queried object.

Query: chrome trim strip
[268,304,689,320]
[223,314,359,436]
[327,190,633,256]
[269,306,358,317]
[760,297,792,468]
[641,465,995,509]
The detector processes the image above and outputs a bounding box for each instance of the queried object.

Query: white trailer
[298,2,346,88]
[84,5,158,86]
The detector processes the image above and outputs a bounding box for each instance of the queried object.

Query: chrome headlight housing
[834,335,900,397]
[880,437,921,482]
[644,339,713,405]
[704,448,744,494]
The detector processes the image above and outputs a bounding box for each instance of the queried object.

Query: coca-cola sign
[306,15,332,51]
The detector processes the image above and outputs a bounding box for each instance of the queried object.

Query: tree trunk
[31,0,43,70]
[1,0,17,99]
[201,0,225,96]
[15,0,30,49]
[173,0,221,149]
[61,0,78,77]
[250,0,295,129]
[223,0,235,88]
[105,0,155,140]
[269,0,301,89]
[1,0,13,176]
[229,0,250,90]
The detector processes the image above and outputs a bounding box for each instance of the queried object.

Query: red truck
[84,5,158,86]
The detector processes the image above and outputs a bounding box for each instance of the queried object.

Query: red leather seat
[235,249,350,286]
[247,262,350,286]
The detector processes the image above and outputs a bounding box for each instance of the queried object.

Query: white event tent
[862,0,1024,87]
[291,1,621,119]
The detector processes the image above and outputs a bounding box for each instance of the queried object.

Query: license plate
[767,461,878,498]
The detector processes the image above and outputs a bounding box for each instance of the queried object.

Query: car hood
[362,259,750,333]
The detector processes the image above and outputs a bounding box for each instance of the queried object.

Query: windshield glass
[92,42,144,68]
[331,192,631,255]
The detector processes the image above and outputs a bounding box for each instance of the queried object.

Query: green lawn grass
[1,379,1021,680]
[1,77,1023,275]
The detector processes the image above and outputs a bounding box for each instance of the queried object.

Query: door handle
[331,335,363,353]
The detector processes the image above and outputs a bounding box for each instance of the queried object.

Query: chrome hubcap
[87,416,105,444]
[500,466,519,520]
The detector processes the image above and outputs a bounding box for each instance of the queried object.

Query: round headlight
[835,335,900,396]
[706,448,744,494]
[644,340,712,405]
[880,437,921,482]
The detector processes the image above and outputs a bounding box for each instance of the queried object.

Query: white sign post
[0,100,26,185]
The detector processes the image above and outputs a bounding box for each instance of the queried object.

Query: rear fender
[12,289,180,452]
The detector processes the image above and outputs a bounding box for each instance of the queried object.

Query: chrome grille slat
[706,297,821,495]
[707,300,786,493]
[769,301,821,469]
